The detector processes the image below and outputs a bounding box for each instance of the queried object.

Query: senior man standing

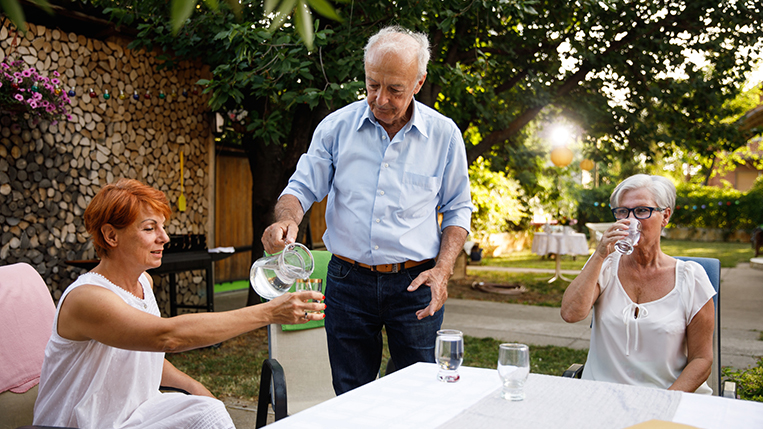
[262,26,473,394]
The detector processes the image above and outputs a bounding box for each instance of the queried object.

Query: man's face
[365,48,426,129]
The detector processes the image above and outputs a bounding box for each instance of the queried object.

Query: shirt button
[384,163,389,168]
[379,191,385,196]
[374,245,379,250]
[375,218,380,223]
[382,135,387,140]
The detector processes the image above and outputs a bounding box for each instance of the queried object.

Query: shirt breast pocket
[399,172,440,219]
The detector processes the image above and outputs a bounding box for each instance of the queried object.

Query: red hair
[84,178,172,257]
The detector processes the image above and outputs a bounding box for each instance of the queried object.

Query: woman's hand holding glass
[267,290,325,324]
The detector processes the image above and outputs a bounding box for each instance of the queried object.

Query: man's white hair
[364,26,430,79]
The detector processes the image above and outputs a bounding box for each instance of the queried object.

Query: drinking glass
[296,278,323,313]
[435,329,464,382]
[498,343,530,401]
[614,219,641,255]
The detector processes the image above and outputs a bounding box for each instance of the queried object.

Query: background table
[265,362,763,429]
[531,231,589,282]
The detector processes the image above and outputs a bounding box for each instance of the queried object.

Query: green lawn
[482,238,753,269]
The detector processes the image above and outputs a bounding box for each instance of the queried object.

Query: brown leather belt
[334,254,432,273]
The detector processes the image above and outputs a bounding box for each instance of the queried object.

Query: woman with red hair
[34,179,324,428]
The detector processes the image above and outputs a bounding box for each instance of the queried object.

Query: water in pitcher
[250,243,314,300]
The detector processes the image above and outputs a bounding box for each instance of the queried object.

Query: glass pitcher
[250,242,315,300]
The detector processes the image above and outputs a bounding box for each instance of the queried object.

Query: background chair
[0,263,57,429]
[256,251,335,428]
[562,256,736,398]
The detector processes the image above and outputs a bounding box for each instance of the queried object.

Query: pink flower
[14,94,24,101]
[51,78,60,85]
[22,69,32,77]
[53,71,59,77]
[28,100,38,109]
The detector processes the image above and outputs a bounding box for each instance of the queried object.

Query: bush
[575,184,616,228]
[672,184,744,230]
[722,358,763,402]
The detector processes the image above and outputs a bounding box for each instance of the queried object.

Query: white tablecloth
[531,232,589,256]
[266,363,763,429]
[439,373,681,429]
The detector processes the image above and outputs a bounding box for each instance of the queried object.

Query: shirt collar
[357,99,428,139]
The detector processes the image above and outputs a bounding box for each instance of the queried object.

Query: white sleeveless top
[33,272,234,428]
[581,253,715,395]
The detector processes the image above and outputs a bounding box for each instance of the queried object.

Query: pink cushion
[0,263,56,394]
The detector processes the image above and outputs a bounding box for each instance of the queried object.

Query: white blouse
[34,272,234,428]
[581,252,715,394]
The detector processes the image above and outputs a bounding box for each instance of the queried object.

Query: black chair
[562,256,737,398]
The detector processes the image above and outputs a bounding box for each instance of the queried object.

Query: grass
[167,328,269,402]
[452,270,572,307]
[482,238,754,269]
[214,280,249,294]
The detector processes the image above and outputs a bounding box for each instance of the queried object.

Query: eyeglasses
[611,206,665,220]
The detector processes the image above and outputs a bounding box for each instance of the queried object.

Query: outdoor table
[265,362,763,429]
[531,231,589,282]
[64,246,246,316]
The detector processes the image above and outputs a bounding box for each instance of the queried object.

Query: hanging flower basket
[0,57,72,125]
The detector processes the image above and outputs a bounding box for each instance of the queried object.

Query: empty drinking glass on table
[498,343,530,401]
[614,219,641,255]
[435,329,464,383]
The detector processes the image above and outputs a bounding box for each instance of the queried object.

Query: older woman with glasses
[561,174,715,394]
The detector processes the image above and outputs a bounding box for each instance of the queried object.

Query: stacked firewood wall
[0,22,213,316]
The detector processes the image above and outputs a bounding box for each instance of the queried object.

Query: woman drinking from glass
[561,174,715,394]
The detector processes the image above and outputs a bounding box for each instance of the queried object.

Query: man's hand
[261,220,299,254]
[407,265,451,320]
[261,195,305,254]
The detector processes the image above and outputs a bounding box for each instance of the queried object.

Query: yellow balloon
[580,158,594,171]
[550,146,574,167]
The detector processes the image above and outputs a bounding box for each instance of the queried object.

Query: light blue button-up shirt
[281,99,474,266]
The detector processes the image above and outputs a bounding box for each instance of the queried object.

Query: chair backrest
[675,256,721,395]
[267,251,335,415]
[0,263,56,429]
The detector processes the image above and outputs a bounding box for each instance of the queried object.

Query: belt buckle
[391,263,399,273]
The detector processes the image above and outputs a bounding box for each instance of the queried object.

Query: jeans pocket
[327,258,353,280]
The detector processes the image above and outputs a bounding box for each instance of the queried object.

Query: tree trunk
[245,102,331,306]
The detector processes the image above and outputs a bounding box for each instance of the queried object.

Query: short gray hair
[610,174,676,212]
[364,26,430,79]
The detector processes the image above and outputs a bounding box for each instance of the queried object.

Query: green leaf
[305,0,342,22]
[264,0,280,14]
[28,0,52,15]
[295,0,314,51]
[170,0,198,34]
[268,0,297,32]
[1,0,28,33]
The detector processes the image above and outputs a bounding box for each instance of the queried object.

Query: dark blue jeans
[325,256,443,395]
